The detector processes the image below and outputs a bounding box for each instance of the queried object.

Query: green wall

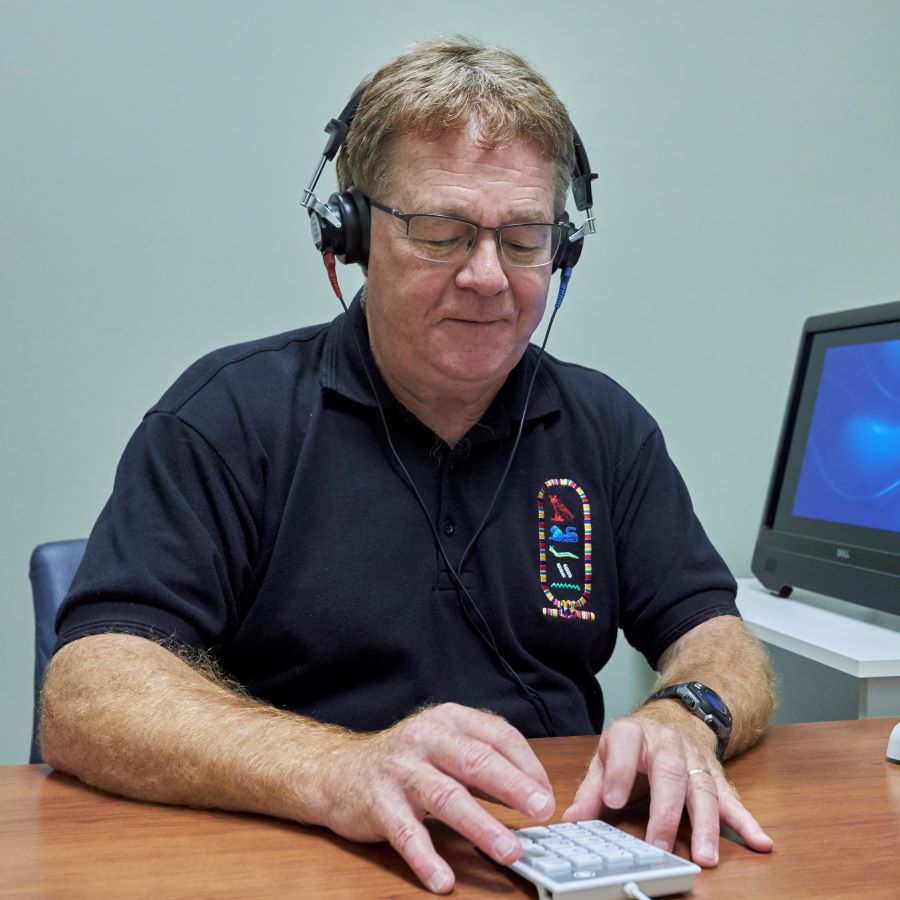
[2,1,899,763]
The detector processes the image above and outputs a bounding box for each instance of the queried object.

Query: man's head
[330,36,578,441]
[335,35,575,215]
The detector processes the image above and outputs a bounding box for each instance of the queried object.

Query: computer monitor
[752,300,900,616]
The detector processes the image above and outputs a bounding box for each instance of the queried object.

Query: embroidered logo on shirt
[549,546,579,559]
[549,524,579,542]
[537,478,595,621]
[549,494,575,522]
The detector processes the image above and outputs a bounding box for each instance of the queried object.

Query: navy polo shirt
[56,295,738,737]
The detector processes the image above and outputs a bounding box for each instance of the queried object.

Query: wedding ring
[687,767,710,777]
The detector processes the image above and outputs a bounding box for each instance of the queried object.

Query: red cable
[323,252,343,301]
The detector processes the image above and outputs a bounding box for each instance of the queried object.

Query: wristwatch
[648,681,732,762]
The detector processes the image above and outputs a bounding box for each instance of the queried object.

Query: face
[364,129,556,403]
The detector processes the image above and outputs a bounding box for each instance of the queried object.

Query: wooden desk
[2,719,899,898]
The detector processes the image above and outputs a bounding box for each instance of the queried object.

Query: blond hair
[335,35,574,213]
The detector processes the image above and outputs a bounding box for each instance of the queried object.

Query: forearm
[639,614,775,758]
[43,633,556,895]
[40,633,356,824]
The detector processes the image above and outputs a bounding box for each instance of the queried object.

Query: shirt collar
[320,290,399,409]
[320,288,562,428]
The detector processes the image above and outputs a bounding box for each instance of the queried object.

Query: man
[42,36,774,894]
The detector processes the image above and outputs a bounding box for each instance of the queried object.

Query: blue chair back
[28,539,88,763]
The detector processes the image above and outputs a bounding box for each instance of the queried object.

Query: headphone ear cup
[551,214,582,273]
[309,206,336,256]
[308,187,371,267]
[331,186,371,267]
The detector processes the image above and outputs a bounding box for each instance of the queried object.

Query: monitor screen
[753,301,900,616]
[790,336,900,533]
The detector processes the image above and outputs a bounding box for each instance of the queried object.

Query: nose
[455,230,509,296]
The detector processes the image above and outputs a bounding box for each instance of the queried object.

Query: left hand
[561,715,774,866]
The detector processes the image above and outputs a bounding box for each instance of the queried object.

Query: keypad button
[517,826,553,839]
[533,858,572,877]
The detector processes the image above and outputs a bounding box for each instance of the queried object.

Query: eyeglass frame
[367,197,572,268]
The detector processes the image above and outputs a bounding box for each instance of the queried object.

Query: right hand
[317,703,555,893]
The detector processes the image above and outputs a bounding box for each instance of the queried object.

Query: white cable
[623,881,652,900]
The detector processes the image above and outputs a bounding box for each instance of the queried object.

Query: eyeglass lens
[405,216,561,267]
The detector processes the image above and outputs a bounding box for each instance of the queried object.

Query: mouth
[444,316,508,326]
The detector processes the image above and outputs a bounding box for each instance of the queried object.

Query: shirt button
[442,517,455,536]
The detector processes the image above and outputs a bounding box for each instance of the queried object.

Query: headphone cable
[323,254,571,736]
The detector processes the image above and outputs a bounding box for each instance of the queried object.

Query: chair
[28,539,88,763]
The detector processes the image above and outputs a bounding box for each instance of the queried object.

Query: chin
[437,350,518,385]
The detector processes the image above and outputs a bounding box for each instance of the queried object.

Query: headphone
[302,85,596,274]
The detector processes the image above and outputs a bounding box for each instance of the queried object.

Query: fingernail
[605,787,626,808]
[527,790,552,817]
[652,839,669,852]
[493,832,519,860]
[427,868,451,893]
[699,841,718,864]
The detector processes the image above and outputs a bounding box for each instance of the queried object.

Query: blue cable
[555,265,574,309]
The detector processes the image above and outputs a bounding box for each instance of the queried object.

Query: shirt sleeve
[55,410,258,652]
[612,426,739,670]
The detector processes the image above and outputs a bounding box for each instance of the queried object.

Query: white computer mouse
[888,723,900,764]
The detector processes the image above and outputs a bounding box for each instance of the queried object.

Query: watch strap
[648,682,731,762]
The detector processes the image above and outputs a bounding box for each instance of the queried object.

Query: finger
[383,805,455,894]
[596,719,645,810]
[716,777,774,853]
[683,766,722,866]
[642,745,689,853]
[412,768,524,867]
[404,707,553,819]
[442,704,552,792]
[431,736,554,820]
[561,749,607,822]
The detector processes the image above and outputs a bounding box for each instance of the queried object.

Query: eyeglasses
[368,197,568,268]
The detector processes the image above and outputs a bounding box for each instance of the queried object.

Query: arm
[41,632,555,894]
[563,614,775,865]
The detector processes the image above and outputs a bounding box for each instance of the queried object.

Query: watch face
[699,687,728,716]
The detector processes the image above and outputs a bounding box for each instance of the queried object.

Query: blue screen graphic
[792,339,900,533]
